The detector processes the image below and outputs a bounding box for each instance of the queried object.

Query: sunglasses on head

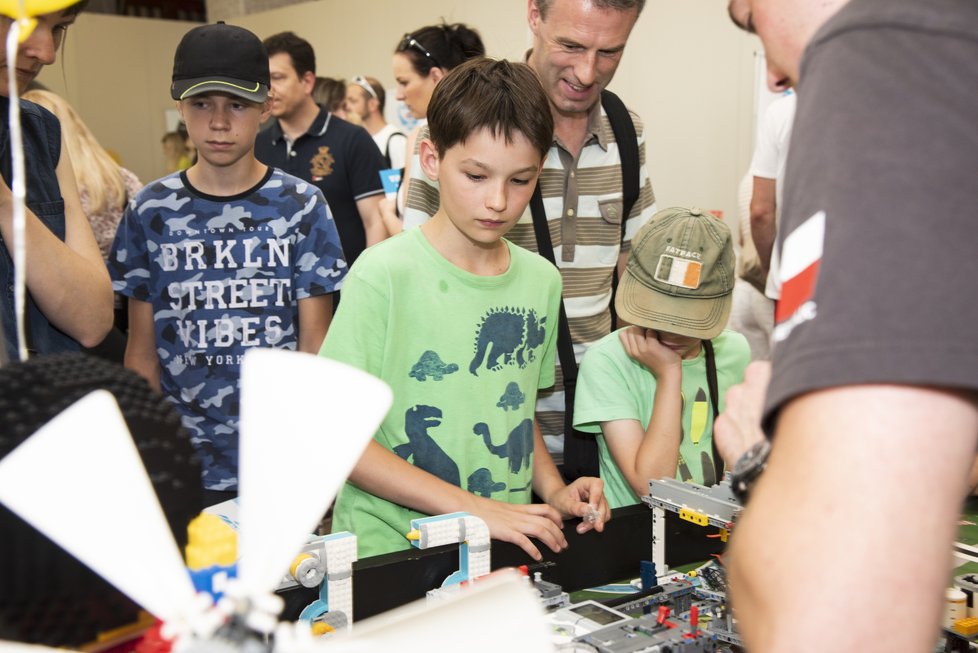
[401,33,441,69]
[352,75,378,100]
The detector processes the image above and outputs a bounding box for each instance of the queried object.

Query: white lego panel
[419,518,463,549]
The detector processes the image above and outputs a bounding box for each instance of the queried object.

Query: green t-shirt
[573,329,750,508]
[319,228,561,557]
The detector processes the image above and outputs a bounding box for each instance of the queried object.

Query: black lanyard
[703,339,723,478]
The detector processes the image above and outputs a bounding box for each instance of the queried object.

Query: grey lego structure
[574,609,718,652]
[642,477,742,530]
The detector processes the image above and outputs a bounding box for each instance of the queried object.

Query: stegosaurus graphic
[496,382,526,411]
[393,405,460,486]
[469,307,547,376]
[467,467,506,498]
[473,419,534,474]
[409,350,459,381]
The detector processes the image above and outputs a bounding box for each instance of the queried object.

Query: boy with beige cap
[574,207,750,507]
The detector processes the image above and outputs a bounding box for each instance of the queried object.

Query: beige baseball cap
[615,207,735,339]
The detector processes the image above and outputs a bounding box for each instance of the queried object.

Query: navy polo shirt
[255,107,385,264]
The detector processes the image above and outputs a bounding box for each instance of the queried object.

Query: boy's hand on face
[714,361,771,468]
[546,477,610,535]
[619,326,682,377]
[468,496,568,561]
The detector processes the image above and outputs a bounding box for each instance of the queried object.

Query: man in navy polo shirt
[255,31,387,265]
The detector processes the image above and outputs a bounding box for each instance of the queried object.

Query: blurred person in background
[24,89,142,359]
[0,2,113,361]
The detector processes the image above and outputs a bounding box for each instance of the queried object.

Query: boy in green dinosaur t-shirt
[319,58,609,559]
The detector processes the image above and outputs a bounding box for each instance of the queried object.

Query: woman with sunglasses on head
[0,3,114,362]
[379,22,484,235]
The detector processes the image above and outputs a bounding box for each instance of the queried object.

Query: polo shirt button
[567,209,575,217]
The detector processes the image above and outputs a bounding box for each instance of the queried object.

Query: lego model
[945,574,978,651]
[277,532,358,634]
[642,475,742,574]
[406,512,491,599]
[186,513,239,603]
[0,350,393,653]
[525,567,570,610]
[643,477,742,531]
[573,605,718,653]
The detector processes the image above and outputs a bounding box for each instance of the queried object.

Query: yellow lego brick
[679,507,708,527]
[185,513,237,569]
[954,616,978,636]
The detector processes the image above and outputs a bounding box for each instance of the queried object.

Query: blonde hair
[22,90,126,215]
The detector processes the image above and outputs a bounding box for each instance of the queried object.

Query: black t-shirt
[765,0,978,424]
[255,108,384,265]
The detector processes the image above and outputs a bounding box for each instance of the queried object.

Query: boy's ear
[175,100,185,120]
[418,138,441,182]
[260,98,273,122]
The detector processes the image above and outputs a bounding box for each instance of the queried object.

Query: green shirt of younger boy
[319,58,611,559]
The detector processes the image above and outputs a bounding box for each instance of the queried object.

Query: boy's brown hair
[426,57,554,159]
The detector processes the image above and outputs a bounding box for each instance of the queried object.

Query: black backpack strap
[703,340,724,478]
[600,90,639,223]
[530,186,597,480]
[530,188,576,386]
[601,90,639,330]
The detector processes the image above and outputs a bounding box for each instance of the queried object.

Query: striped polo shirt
[402,100,657,457]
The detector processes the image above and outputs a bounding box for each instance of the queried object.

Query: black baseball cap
[171,22,270,103]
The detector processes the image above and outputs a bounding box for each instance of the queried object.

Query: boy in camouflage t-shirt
[110,23,346,499]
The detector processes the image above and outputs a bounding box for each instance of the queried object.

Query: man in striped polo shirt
[403,0,657,463]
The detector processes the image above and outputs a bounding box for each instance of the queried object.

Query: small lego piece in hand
[583,504,600,525]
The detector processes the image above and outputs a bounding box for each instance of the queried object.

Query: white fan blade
[320,571,551,653]
[236,349,392,597]
[0,390,198,623]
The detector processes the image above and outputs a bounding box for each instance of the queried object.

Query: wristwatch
[730,438,771,505]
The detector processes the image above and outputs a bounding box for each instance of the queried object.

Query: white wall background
[38,0,763,223]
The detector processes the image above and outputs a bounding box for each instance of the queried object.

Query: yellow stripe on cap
[180,80,263,100]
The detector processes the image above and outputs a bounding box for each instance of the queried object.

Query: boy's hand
[619,327,682,377]
[468,496,568,561]
[545,477,611,535]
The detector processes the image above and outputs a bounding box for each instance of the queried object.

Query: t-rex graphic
[467,467,506,497]
[472,418,534,474]
[469,307,547,375]
[393,405,460,486]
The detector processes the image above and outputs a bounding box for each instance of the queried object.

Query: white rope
[6,17,28,362]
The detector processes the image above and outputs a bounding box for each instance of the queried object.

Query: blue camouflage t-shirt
[109,168,347,490]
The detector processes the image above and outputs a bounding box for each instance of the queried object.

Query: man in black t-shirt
[719,0,978,651]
